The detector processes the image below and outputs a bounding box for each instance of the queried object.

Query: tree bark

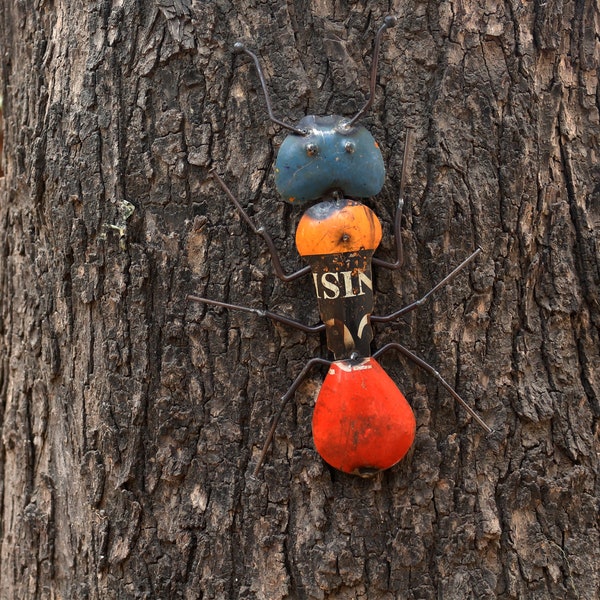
[0,1,598,599]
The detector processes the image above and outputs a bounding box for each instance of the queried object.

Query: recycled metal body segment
[313,358,416,475]
[275,116,386,204]
[296,198,382,360]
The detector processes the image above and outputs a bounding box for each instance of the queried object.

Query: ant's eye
[344,141,355,153]
[305,143,318,156]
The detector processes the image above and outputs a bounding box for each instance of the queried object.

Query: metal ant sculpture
[189,16,491,477]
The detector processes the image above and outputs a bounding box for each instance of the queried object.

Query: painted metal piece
[296,197,382,360]
[274,116,386,204]
[303,249,376,360]
[312,357,416,475]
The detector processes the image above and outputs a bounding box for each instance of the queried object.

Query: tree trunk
[1,1,598,599]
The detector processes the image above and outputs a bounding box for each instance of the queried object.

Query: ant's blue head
[274,115,385,204]
[235,16,396,204]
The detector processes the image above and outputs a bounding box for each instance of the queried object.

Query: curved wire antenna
[346,15,397,127]
[234,42,307,136]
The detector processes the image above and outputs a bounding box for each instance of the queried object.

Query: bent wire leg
[188,294,325,335]
[373,342,491,434]
[373,128,415,271]
[372,246,482,324]
[211,170,311,282]
[188,293,328,474]
[188,294,328,474]
[253,357,332,476]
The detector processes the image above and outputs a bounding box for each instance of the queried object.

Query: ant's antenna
[346,15,397,127]
[234,42,308,136]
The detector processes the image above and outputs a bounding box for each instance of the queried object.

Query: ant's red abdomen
[312,357,416,476]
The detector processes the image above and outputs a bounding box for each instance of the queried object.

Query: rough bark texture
[0,1,598,599]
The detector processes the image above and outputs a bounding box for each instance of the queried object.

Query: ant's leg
[188,294,324,334]
[253,357,332,476]
[211,170,311,283]
[372,129,415,271]
[371,246,482,323]
[188,294,329,473]
[373,343,491,433]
